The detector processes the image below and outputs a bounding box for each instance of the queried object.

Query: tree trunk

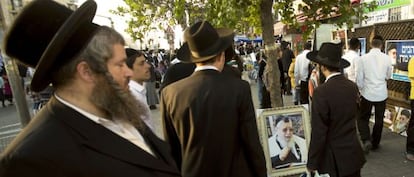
[260,0,283,107]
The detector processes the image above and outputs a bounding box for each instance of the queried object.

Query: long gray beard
[89,72,148,133]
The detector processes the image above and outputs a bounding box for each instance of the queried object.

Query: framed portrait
[257,106,311,177]
[358,38,366,56]
[331,29,348,50]
[383,104,398,127]
[392,108,411,137]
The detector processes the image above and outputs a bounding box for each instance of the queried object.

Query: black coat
[160,62,196,92]
[0,97,180,177]
[161,69,266,177]
[307,74,365,177]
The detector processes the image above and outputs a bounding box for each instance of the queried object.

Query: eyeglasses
[282,128,294,133]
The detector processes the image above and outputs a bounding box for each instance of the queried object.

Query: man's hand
[279,146,291,161]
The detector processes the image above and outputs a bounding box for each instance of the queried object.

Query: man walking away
[307,42,365,177]
[356,35,392,152]
[342,38,360,82]
[294,41,312,104]
[161,21,266,177]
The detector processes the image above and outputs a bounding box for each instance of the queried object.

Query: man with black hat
[356,35,392,152]
[307,42,366,177]
[0,1,180,177]
[160,21,266,177]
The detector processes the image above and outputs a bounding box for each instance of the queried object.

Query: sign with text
[385,40,414,82]
[365,0,411,11]
[363,9,389,26]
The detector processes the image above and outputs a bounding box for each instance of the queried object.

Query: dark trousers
[260,86,271,109]
[342,170,361,177]
[0,87,4,106]
[285,73,292,94]
[357,96,386,147]
[299,81,309,104]
[407,100,414,154]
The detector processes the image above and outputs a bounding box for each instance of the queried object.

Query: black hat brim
[307,51,350,68]
[177,28,234,63]
[30,1,97,92]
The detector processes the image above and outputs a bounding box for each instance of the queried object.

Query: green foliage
[274,0,377,40]
[113,0,261,41]
[114,0,376,42]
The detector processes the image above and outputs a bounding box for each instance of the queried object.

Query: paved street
[1,81,413,176]
[0,104,22,151]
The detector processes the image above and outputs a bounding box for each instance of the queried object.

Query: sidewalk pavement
[151,81,414,177]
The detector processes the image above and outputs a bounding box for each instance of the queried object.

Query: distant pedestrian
[0,49,4,74]
[294,41,312,104]
[342,38,360,82]
[281,41,295,95]
[288,57,299,105]
[0,75,4,107]
[307,62,320,101]
[258,51,271,108]
[3,75,13,105]
[356,35,392,152]
[307,42,365,177]
[146,61,160,110]
[406,56,414,161]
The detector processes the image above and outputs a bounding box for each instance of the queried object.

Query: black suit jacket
[307,75,365,177]
[0,97,180,177]
[159,62,196,92]
[161,69,266,177]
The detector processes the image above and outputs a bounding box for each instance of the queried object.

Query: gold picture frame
[257,106,311,177]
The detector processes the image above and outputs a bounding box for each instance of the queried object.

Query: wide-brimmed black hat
[306,42,350,69]
[4,0,98,92]
[177,21,234,63]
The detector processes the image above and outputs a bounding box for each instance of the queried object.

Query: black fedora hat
[177,21,234,63]
[4,0,98,92]
[306,42,350,68]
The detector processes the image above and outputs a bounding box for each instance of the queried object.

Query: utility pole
[0,0,31,127]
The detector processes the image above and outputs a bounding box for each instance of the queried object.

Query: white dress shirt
[294,49,311,85]
[342,50,359,82]
[356,48,392,102]
[325,72,341,82]
[129,80,155,131]
[55,94,155,156]
[194,65,219,72]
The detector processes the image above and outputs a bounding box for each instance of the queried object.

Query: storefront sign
[385,40,414,82]
[365,0,411,11]
[363,9,389,26]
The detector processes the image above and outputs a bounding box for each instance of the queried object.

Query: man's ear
[76,61,94,82]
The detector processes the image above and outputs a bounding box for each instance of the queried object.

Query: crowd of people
[0,1,413,177]
[251,34,413,176]
[0,61,13,108]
